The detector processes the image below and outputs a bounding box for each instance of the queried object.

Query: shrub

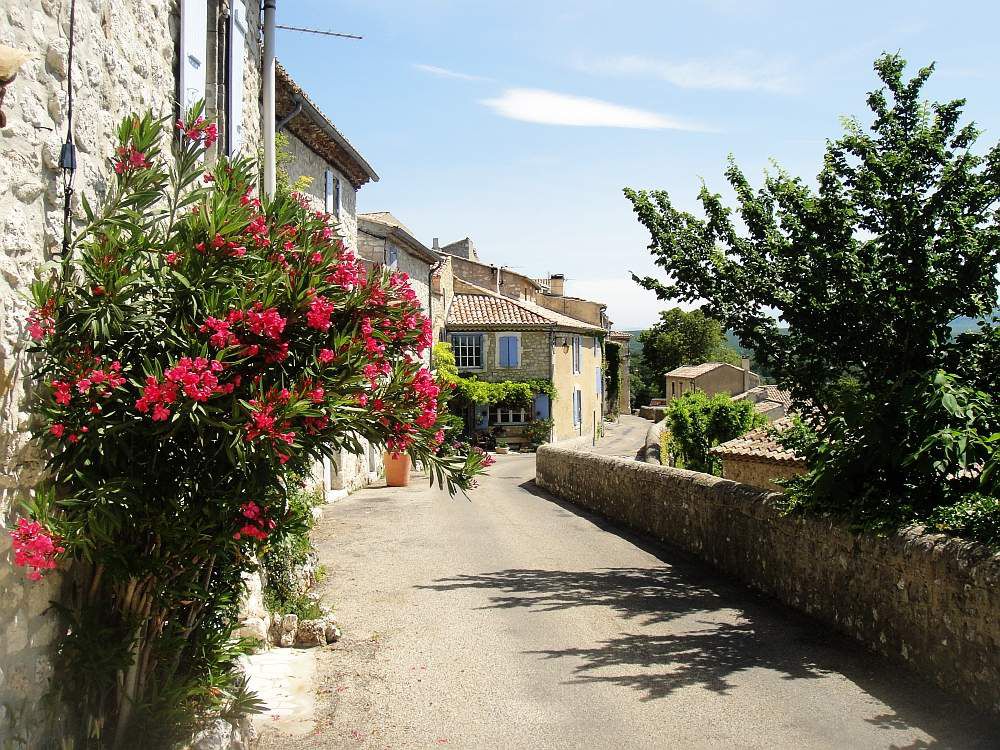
[16,106,489,747]
[665,391,766,474]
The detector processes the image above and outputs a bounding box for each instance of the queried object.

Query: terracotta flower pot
[384,452,411,487]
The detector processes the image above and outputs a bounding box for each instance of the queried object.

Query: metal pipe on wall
[261,0,276,197]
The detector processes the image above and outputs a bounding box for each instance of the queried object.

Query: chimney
[741,357,751,393]
[548,273,565,296]
[432,237,440,251]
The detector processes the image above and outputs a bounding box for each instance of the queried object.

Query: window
[489,406,529,425]
[324,171,341,218]
[573,389,582,426]
[572,335,581,374]
[671,381,676,396]
[498,335,519,368]
[226,0,247,155]
[451,334,483,369]
[596,365,603,396]
[180,0,208,113]
[594,336,601,356]
[386,243,398,267]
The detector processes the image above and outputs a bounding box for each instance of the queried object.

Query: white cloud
[580,55,797,94]
[480,88,711,131]
[413,64,491,82]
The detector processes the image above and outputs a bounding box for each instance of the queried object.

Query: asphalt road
[260,424,998,750]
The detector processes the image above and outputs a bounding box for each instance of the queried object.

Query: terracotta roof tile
[666,362,734,378]
[710,417,806,466]
[448,294,553,328]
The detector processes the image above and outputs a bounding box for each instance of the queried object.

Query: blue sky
[276,1,1000,328]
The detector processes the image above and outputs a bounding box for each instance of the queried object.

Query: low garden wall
[535,445,1000,716]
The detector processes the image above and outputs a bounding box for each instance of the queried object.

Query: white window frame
[451,333,484,371]
[489,405,529,425]
[494,332,522,369]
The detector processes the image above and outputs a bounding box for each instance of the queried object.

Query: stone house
[445,279,606,443]
[664,360,761,404]
[607,331,633,415]
[709,417,807,492]
[731,384,793,422]
[358,211,441,350]
[1,0,263,734]
[275,62,379,252]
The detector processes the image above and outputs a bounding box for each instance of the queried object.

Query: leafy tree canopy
[626,54,1000,527]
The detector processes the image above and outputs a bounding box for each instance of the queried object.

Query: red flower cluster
[410,368,441,429]
[233,501,275,541]
[113,145,151,175]
[136,357,232,421]
[176,115,218,149]
[244,389,296,462]
[10,518,64,581]
[306,295,336,331]
[201,304,288,361]
[50,357,125,408]
[27,299,56,341]
[194,233,247,259]
[324,251,367,291]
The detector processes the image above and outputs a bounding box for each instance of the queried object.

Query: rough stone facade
[281,130,358,252]
[666,362,759,404]
[536,293,606,328]
[535,446,1000,716]
[448,255,539,302]
[0,1,261,739]
[452,329,551,382]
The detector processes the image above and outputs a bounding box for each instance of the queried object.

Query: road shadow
[417,481,1000,748]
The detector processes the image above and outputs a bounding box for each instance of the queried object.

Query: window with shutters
[386,243,399,267]
[596,365,603,395]
[497,334,520,368]
[226,0,247,155]
[573,389,582,426]
[180,0,208,113]
[572,335,581,374]
[450,334,483,370]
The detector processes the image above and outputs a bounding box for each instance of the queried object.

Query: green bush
[665,391,766,474]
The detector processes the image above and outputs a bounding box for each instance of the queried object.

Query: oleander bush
[14,105,487,748]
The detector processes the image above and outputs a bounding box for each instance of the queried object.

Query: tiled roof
[709,417,806,466]
[609,330,633,339]
[358,211,416,237]
[446,281,606,332]
[733,385,793,408]
[666,362,735,378]
[448,294,553,328]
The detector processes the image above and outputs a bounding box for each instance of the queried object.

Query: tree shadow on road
[417,482,1000,748]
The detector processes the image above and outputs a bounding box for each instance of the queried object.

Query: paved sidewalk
[259,452,999,750]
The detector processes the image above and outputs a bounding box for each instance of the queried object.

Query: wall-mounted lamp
[0,46,30,129]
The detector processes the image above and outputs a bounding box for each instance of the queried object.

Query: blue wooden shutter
[180,0,208,112]
[509,337,519,367]
[596,365,602,395]
[226,0,247,155]
[533,393,550,420]
[325,171,334,214]
[499,336,510,367]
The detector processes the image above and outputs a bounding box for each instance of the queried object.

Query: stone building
[445,279,606,443]
[664,360,761,403]
[0,0,263,736]
[607,331,633,415]
[709,417,807,492]
[731,384,793,422]
[275,62,379,253]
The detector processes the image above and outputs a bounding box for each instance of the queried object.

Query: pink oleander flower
[9,518,64,581]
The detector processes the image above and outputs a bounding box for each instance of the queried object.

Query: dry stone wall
[535,445,1000,716]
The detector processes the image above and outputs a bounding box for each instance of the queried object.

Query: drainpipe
[262,0,277,198]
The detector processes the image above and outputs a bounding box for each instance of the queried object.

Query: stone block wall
[720,457,806,492]
[0,1,261,739]
[535,446,1000,716]
[282,131,358,252]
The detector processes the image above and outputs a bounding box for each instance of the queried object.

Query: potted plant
[495,438,509,455]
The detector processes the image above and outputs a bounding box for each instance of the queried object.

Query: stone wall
[0,1,261,740]
[536,294,605,327]
[282,131,358,252]
[449,256,538,302]
[535,446,1000,716]
[720,457,806,492]
[453,329,551,382]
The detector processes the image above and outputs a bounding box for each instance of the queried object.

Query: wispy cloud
[480,88,711,131]
[579,54,798,94]
[413,64,491,82]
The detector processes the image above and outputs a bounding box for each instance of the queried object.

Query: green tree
[633,307,739,404]
[665,391,766,474]
[626,54,1000,528]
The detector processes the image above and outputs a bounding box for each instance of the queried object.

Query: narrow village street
[258,420,998,750]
